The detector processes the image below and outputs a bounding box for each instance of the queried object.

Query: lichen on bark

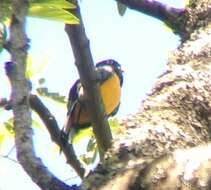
[81,0,211,189]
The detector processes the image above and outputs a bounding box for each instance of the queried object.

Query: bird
[61,59,124,145]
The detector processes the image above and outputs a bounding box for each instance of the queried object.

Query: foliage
[0,50,67,149]
[185,0,190,6]
[117,2,127,16]
[78,118,123,166]
[36,87,66,103]
[3,118,14,135]
[0,0,79,24]
[80,137,98,165]
[0,118,14,150]
[25,52,67,104]
[0,23,7,53]
[0,0,79,56]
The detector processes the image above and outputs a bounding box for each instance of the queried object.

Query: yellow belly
[73,73,121,126]
[100,73,121,115]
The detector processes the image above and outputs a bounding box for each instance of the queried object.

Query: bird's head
[96,59,124,86]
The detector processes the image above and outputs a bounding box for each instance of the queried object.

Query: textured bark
[81,0,211,189]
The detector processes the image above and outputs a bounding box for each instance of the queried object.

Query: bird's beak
[120,67,125,73]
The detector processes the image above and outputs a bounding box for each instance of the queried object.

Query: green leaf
[72,118,122,145]
[0,118,14,145]
[38,78,45,85]
[90,146,98,164]
[86,137,96,152]
[4,119,14,135]
[117,2,127,16]
[0,121,12,147]
[109,117,123,135]
[0,133,4,147]
[0,0,79,24]
[185,0,190,6]
[0,4,11,22]
[72,128,93,144]
[0,23,7,53]
[80,154,92,165]
[28,4,79,24]
[36,87,66,104]
[32,119,42,129]
[25,55,33,79]
[26,50,54,79]
[163,23,173,33]
[30,0,76,9]
[80,138,98,165]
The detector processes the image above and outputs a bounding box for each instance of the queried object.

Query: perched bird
[61,59,124,145]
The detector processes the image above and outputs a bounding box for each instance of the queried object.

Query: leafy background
[0,0,79,23]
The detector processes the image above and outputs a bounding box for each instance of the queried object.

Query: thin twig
[5,145,15,157]
[0,154,19,164]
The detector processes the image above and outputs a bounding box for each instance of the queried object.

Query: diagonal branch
[29,94,85,178]
[65,0,112,154]
[116,0,188,36]
[0,95,85,179]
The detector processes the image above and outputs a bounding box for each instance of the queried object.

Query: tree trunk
[81,1,211,189]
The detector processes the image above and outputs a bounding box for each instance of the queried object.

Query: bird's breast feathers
[70,72,121,127]
[100,72,121,115]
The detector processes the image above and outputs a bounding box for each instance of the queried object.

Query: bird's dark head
[96,59,124,86]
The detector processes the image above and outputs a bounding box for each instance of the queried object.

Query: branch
[29,94,85,178]
[65,1,112,153]
[0,95,85,178]
[6,0,80,189]
[116,0,188,36]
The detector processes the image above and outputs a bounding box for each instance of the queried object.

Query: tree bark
[81,0,211,189]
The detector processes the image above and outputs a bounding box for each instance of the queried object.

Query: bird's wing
[109,102,121,116]
[67,79,81,114]
[61,80,80,135]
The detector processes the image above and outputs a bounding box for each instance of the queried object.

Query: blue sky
[0,0,184,189]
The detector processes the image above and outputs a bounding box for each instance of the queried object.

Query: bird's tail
[60,114,74,153]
